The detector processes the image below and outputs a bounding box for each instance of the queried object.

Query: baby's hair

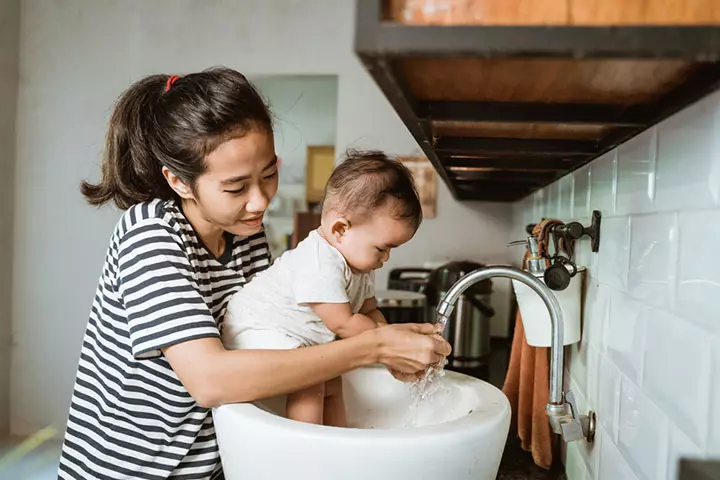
[322,150,422,230]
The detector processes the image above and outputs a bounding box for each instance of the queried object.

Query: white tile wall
[643,309,711,447]
[616,127,656,216]
[512,91,720,480]
[589,151,617,216]
[627,213,677,309]
[599,426,639,480]
[676,210,720,333]
[597,354,621,442]
[710,347,720,456]
[667,424,703,480]
[605,291,645,384]
[597,216,631,290]
[618,377,668,480]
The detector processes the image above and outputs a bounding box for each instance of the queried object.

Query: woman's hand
[372,323,450,375]
[387,368,424,383]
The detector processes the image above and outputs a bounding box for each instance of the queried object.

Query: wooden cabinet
[357,0,720,201]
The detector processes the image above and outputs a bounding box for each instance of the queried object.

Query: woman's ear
[162,166,194,200]
[331,217,351,242]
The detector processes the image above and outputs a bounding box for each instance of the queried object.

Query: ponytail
[81,67,272,210]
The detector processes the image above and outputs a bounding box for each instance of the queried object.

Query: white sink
[214,365,511,480]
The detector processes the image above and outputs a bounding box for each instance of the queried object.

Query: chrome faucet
[436,265,595,443]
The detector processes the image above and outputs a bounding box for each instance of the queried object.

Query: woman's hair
[322,149,423,230]
[81,67,272,209]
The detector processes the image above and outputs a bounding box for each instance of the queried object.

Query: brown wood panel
[400,58,695,104]
[386,0,720,25]
[571,0,720,25]
[385,0,568,25]
[433,120,611,140]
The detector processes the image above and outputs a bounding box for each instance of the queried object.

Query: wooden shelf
[355,0,720,201]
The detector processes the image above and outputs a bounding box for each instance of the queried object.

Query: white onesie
[221,229,375,350]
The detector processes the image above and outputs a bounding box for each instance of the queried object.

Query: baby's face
[338,212,417,273]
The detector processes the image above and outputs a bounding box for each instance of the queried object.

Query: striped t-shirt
[58,199,271,479]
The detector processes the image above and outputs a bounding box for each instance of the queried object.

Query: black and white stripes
[58,199,270,479]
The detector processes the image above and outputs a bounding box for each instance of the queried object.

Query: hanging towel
[502,219,563,470]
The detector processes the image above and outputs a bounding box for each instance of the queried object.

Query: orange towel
[502,219,562,470]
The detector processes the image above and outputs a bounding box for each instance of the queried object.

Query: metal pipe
[436,265,564,405]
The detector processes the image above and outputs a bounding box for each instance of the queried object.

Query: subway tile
[597,354,621,442]
[566,441,591,480]
[616,127,657,216]
[597,216,630,290]
[589,150,617,216]
[570,340,588,394]
[547,181,560,219]
[574,166,591,221]
[559,174,574,219]
[586,344,601,411]
[628,213,678,309]
[606,291,646,384]
[567,384,601,478]
[709,341,720,456]
[676,210,720,333]
[581,279,609,352]
[655,90,720,212]
[643,309,711,448]
[666,423,704,480]
[574,237,593,274]
[618,377,668,480]
[599,425,639,480]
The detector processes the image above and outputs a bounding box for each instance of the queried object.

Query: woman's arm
[163,322,447,408]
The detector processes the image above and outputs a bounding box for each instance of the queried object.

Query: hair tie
[165,75,181,92]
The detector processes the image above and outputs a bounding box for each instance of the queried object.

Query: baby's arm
[310,303,378,339]
[359,297,387,326]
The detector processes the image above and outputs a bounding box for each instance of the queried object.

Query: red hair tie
[165,75,181,92]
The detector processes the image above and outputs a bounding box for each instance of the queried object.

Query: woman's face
[190,130,279,237]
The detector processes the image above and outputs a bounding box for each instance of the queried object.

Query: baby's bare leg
[323,376,347,427]
[286,383,325,424]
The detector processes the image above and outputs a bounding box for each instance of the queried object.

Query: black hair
[81,67,272,209]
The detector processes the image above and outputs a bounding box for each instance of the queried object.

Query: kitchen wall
[10,0,512,436]
[251,74,338,256]
[512,90,720,480]
[0,0,20,438]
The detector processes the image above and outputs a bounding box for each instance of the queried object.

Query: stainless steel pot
[441,292,493,368]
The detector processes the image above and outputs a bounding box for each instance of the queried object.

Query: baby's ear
[331,217,351,240]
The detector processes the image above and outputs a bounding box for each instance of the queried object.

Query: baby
[221,149,423,426]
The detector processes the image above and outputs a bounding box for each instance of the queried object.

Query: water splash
[402,320,451,427]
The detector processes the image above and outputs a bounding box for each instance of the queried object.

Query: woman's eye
[225,187,246,194]
[263,170,278,180]
[376,247,387,253]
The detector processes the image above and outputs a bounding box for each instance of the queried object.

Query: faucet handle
[565,390,582,424]
[562,390,597,443]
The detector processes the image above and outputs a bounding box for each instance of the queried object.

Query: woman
[58,67,450,479]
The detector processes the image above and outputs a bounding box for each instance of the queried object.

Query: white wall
[11,0,512,435]
[0,0,20,438]
[512,90,720,480]
[252,75,338,256]
[253,75,338,186]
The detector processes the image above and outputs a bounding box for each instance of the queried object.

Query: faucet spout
[436,265,595,443]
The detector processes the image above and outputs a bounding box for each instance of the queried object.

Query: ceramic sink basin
[214,365,511,480]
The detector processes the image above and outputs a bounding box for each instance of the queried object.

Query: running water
[402,320,450,427]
